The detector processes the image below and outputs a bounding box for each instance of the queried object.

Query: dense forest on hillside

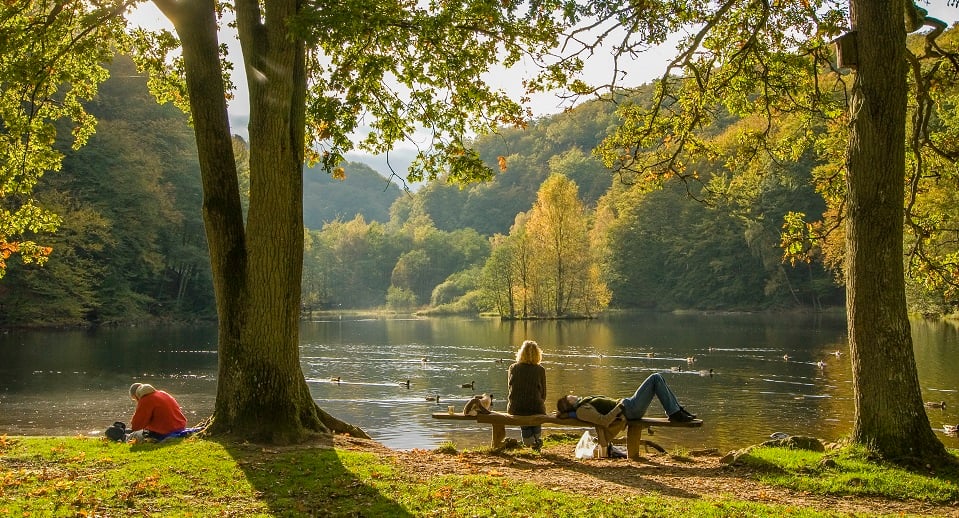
[0,57,401,327]
[0,56,213,326]
[4,43,958,326]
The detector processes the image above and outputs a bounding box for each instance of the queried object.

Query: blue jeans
[620,373,681,419]
[521,425,541,443]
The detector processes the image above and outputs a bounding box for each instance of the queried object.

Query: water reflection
[1,314,956,453]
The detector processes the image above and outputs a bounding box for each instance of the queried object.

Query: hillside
[303,161,403,228]
[401,98,626,236]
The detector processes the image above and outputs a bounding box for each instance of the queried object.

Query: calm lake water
[1,313,957,453]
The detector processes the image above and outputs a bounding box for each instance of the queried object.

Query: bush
[386,286,417,311]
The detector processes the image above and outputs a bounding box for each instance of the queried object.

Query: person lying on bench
[556,373,698,426]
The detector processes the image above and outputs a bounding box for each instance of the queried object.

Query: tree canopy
[0,0,129,278]
[0,56,215,326]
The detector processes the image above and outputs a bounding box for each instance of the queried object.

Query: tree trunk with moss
[155,0,367,443]
[844,0,947,463]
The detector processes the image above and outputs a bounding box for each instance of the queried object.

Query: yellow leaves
[29,485,50,497]
[780,212,817,266]
[1,470,21,490]
[432,485,453,500]
[332,167,346,180]
[0,240,54,276]
[497,156,507,172]
[51,479,74,493]
[117,472,164,503]
[0,241,18,259]
[313,120,332,140]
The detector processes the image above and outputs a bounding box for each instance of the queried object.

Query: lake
[1,312,956,453]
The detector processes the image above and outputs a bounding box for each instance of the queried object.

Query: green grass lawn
[1,434,956,517]
[734,444,959,502]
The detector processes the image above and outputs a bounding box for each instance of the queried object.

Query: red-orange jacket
[131,390,187,435]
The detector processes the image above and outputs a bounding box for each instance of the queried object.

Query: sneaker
[668,408,696,422]
[607,444,627,458]
[532,438,543,452]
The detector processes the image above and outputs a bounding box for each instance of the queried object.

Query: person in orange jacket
[128,382,188,442]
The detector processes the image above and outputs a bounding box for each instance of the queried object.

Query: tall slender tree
[483,175,609,318]
[525,173,608,317]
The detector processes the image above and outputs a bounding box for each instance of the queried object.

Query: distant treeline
[6,53,914,327]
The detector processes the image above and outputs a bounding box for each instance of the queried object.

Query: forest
[2,37,956,327]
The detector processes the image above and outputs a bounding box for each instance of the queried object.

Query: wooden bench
[432,411,702,460]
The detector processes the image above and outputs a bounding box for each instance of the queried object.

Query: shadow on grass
[530,452,705,499]
[485,439,703,500]
[217,436,412,517]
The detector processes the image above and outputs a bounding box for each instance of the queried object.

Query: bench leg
[626,422,642,460]
[491,424,506,448]
[626,423,668,458]
[594,427,609,458]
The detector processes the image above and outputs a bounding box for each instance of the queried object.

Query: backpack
[104,421,128,442]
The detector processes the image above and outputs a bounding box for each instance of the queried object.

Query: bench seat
[432,411,702,459]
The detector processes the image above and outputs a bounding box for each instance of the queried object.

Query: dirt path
[334,436,959,517]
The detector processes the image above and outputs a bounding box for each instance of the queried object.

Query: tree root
[315,405,370,439]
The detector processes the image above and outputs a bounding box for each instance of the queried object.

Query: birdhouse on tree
[833,31,858,69]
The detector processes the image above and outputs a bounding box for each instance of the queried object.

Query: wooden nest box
[833,31,858,69]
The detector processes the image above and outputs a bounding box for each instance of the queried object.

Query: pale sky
[129,3,958,183]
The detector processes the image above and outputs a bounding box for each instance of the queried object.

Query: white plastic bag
[574,430,598,459]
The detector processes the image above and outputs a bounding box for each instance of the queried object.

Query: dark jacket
[576,395,620,415]
[506,362,547,415]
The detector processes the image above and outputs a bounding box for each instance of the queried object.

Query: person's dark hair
[556,396,575,414]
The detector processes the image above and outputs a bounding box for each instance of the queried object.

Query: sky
[130,3,958,184]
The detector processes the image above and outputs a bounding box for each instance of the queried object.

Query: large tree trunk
[228,0,325,443]
[845,0,946,463]
[156,0,368,443]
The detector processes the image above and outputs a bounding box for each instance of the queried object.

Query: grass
[1,434,956,517]
[735,443,959,503]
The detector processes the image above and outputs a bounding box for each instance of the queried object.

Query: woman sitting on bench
[507,339,547,451]
[556,373,697,425]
